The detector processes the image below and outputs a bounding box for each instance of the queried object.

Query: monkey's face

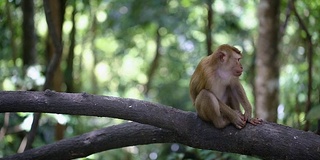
[230,53,243,77]
[216,50,243,78]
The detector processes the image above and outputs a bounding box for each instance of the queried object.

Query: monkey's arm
[232,81,262,125]
[231,81,253,121]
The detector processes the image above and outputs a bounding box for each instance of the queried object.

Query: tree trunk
[18,0,37,152]
[44,0,66,91]
[90,13,98,94]
[22,0,36,68]
[205,0,214,56]
[255,0,280,122]
[6,1,18,66]
[65,1,76,93]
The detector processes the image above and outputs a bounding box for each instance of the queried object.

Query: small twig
[144,27,162,95]
[279,1,292,40]
[0,113,10,141]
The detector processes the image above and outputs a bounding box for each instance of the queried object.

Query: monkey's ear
[218,52,226,62]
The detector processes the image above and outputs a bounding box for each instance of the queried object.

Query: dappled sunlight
[26,65,45,86]
[96,11,107,23]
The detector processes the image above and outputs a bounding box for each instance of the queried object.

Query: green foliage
[0,0,320,159]
[306,105,320,120]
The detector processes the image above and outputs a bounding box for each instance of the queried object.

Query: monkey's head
[215,44,243,77]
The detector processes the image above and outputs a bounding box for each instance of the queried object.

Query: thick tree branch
[4,122,176,160]
[0,91,319,159]
[0,90,188,133]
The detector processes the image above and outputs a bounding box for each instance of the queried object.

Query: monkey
[189,44,262,129]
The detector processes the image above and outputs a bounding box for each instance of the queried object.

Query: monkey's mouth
[235,72,242,76]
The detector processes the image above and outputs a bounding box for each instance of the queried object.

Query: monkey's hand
[247,117,262,125]
[231,112,246,129]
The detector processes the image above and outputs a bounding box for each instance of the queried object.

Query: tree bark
[19,0,37,152]
[22,0,37,67]
[4,122,176,160]
[255,0,280,122]
[6,1,18,66]
[0,91,319,160]
[64,1,76,93]
[43,0,66,91]
[205,0,214,56]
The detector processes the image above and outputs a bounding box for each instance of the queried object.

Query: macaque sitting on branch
[189,44,262,129]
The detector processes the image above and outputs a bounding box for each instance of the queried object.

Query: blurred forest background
[0,0,319,159]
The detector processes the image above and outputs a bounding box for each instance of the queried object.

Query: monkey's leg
[218,99,246,129]
[195,90,230,128]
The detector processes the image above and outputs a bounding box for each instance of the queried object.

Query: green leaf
[306,105,320,120]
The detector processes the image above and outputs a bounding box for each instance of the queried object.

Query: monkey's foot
[248,118,262,125]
